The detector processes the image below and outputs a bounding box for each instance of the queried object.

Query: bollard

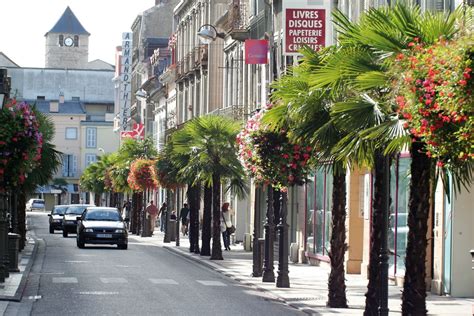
[169,219,176,241]
[8,233,20,272]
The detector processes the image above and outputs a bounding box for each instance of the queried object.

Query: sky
[0,0,156,68]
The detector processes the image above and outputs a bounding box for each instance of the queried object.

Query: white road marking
[26,295,42,300]
[64,260,90,263]
[78,291,119,295]
[149,279,179,285]
[52,277,78,283]
[196,280,227,287]
[100,277,128,284]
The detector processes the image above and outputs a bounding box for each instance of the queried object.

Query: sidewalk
[129,231,474,316]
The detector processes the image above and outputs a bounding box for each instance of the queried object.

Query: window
[388,156,411,277]
[305,167,333,257]
[74,35,79,47]
[59,35,64,46]
[65,127,77,140]
[62,154,77,177]
[85,154,97,166]
[86,127,97,148]
[72,96,80,101]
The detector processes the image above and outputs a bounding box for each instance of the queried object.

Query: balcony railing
[208,104,246,120]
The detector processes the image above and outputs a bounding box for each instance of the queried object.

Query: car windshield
[53,206,68,215]
[65,206,87,215]
[33,200,44,205]
[84,209,121,221]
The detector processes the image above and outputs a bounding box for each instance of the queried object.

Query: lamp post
[197,24,226,44]
[276,190,289,288]
[252,186,262,277]
[262,185,275,282]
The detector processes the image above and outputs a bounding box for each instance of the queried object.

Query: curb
[0,235,37,302]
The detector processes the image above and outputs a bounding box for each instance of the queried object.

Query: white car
[26,199,45,212]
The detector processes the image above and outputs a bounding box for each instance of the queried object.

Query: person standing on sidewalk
[158,202,167,232]
[146,200,159,235]
[220,202,233,251]
[179,203,190,236]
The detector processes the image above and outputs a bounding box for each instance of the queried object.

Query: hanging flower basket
[393,36,473,167]
[237,104,312,190]
[0,99,43,191]
[127,159,158,191]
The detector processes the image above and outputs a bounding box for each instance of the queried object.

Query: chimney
[59,92,65,104]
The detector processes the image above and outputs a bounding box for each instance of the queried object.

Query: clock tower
[45,7,90,69]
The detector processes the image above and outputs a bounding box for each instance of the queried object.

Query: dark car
[48,205,69,233]
[76,207,128,249]
[62,204,94,237]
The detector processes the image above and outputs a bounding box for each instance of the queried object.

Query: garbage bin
[169,220,176,241]
[8,233,20,272]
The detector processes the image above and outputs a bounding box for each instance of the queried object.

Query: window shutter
[62,154,68,177]
[73,155,78,177]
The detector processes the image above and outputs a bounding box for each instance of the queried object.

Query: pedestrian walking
[158,202,167,232]
[122,199,131,229]
[146,200,159,235]
[179,203,190,236]
[220,202,234,251]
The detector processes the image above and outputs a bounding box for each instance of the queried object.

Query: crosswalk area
[50,277,228,287]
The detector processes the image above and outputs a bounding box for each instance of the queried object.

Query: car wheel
[118,244,128,250]
[76,239,85,248]
[49,226,54,234]
[63,230,68,237]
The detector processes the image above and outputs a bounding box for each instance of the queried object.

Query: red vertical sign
[245,40,269,64]
[284,8,326,55]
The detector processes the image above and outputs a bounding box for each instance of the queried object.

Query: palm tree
[326,4,469,314]
[267,50,354,305]
[171,115,246,260]
[268,3,469,311]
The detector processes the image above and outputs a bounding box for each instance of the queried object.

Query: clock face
[64,37,74,47]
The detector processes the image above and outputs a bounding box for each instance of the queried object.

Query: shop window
[305,167,333,258]
[388,156,411,277]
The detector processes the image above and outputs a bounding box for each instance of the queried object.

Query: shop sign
[120,123,144,140]
[283,0,332,56]
[245,40,268,64]
[120,32,133,132]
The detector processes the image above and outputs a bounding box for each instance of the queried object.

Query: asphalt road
[5,212,303,316]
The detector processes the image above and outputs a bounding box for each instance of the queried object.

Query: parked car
[62,204,94,237]
[48,205,69,233]
[26,199,45,212]
[76,207,128,249]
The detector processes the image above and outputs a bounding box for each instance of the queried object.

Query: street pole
[276,190,290,288]
[262,185,275,282]
[141,189,147,237]
[252,185,262,277]
[378,155,390,315]
[0,192,10,281]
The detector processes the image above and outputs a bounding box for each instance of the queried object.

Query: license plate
[96,234,112,238]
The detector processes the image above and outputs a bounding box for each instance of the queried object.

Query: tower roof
[45,6,90,36]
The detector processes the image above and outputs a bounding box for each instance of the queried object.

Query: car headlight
[84,228,93,233]
[114,229,125,233]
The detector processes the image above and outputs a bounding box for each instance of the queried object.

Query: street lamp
[197,24,226,44]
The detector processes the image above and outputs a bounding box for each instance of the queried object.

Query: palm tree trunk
[402,141,431,315]
[188,184,200,253]
[210,173,223,260]
[327,171,348,308]
[364,152,390,315]
[201,186,212,256]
